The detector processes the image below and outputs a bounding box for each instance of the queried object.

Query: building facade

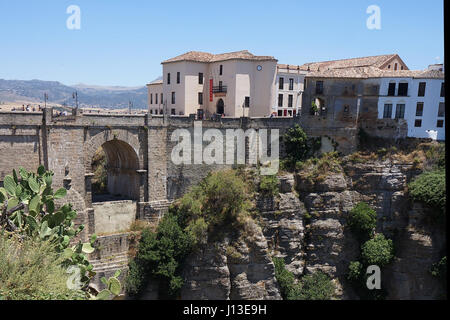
[377,66,445,140]
[147,50,278,118]
[147,79,163,115]
[274,64,307,117]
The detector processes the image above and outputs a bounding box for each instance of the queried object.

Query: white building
[274,64,307,117]
[377,65,445,140]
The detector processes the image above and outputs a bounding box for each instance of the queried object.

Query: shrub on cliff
[273,257,296,299]
[176,170,250,229]
[126,170,250,298]
[294,271,336,300]
[273,257,335,300]
[125,214,193,298]
[347,202,377,240]
[361,234,394,267]
[283,124,309,162]
[347,261,363,283]
[408,169,446,217]
[259,175,279,196]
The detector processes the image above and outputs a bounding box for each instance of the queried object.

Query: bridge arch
[85,129,144,204]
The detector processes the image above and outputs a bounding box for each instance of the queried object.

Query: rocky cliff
[174,156,445,300]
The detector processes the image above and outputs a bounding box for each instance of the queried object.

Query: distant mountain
[0,79,148,109]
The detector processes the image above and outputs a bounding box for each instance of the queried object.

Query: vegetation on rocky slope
[346,202,394,300]
[126,170,253,299]
[273,257,336,300]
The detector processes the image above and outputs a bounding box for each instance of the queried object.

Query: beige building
[148,50,278,118]
[147,79,163,115]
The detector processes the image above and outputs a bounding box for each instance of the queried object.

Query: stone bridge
[0,108,358,289]
[0,108,358,238]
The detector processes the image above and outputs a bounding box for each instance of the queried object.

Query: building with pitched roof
[148,50,278,118]
[147,51,445,140]
[301,54,444,140]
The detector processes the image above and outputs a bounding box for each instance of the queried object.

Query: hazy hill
[0,79,148,109]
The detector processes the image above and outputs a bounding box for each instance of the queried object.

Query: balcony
[212,85,227,93]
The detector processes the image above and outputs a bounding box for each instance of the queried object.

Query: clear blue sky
[0,0,444,87]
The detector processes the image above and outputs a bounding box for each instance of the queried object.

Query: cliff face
[180,218,282,300]
[177,159,445,300]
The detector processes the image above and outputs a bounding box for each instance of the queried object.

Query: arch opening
[216,98,224,114]
[91,139,140,203]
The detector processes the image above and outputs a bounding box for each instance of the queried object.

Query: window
[288,94,293,108]
[394,63,398,71]
[177,72,180,84]
[171,92,175,104]
[278,94,283,107]
[150,93,153,104]
[219,81,223,91]
[401,66,404,70]
[344,105,349,113]
[395,104,405,119]
[315,81,324,94]
[245,96,250,108]
[161,93,163,104]
[289,78,294,90]
[150,109,153,114]
[278,110,282,116]
[219,65,223,75]
[155,93,158,105]
[198,92,203,105]
[171,108,175,115]
[383,104,393,118]
[388,83,396,96]
[160,109,163,115]
[167,73,170,84]
[416,102,424,116]
[279,77,284,90]
[437,120,444,128]
[398,83,408,96]
[418,82,426,97]
[199,73,203,85]
[388,65,391,69]
[441,82,445,97]
[415,119,422,127]
[438,102,445,117]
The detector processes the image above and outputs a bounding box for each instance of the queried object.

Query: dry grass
[297,152,343,184]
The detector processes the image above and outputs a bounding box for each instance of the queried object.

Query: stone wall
[93,200,137,235]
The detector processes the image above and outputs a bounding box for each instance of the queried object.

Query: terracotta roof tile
[307,66,444,79]
[300,54,399,71]
[162,50,276,64]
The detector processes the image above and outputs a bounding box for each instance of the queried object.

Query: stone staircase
[91,253,129,273]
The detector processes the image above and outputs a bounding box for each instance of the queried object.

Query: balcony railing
[212,86,227,93]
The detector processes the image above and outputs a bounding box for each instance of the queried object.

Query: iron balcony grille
[212,85,227,93]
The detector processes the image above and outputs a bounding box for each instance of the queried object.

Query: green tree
[347,202,377,241]
[283,124,309,162]
[361,234,394,267]
[409,169,446,218]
